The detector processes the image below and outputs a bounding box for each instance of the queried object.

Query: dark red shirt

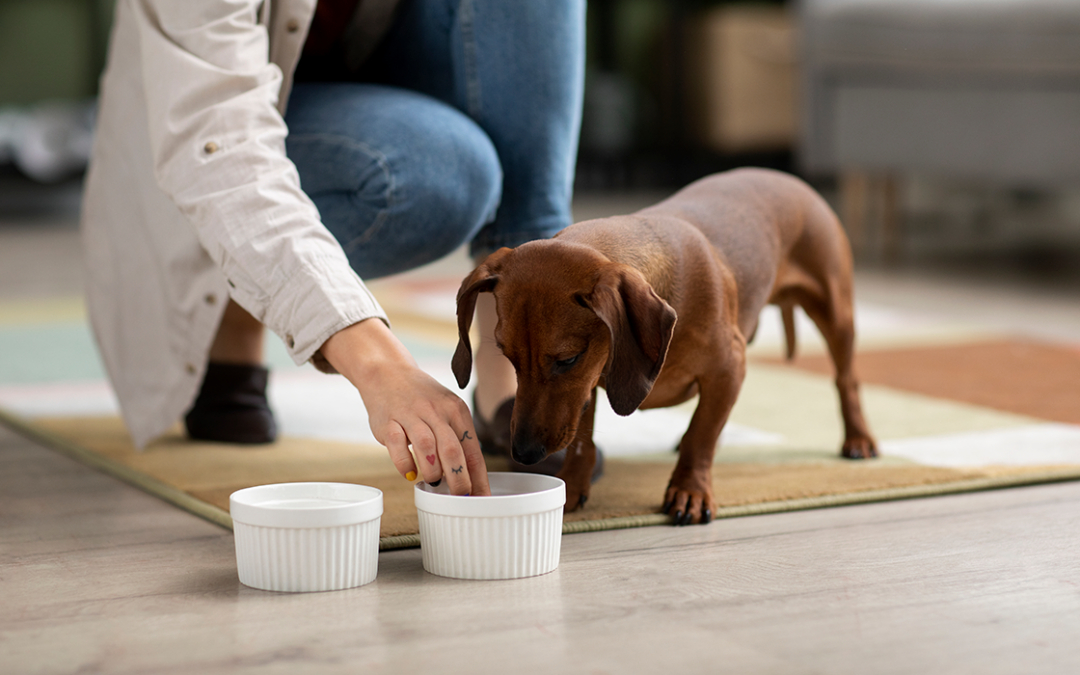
[303,0,362,57]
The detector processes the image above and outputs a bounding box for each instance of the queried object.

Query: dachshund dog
[452,168,877,525]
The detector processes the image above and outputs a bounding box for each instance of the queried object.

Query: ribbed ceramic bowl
[230,482,383,592]
[415,473,565,580]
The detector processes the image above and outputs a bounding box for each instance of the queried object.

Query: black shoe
[473,392,604,483]
[184,362,278,444]
[474,392,514,458]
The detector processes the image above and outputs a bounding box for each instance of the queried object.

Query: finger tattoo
[452,465,463,474]
[459,430,472,442]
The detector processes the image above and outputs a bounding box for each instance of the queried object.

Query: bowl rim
[414,472,565,517]
[230,482,383,529]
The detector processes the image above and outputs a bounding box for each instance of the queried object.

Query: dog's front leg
[558,388,599,512]
[665,350,746,525]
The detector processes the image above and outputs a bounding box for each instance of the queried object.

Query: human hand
[319,318,490,496]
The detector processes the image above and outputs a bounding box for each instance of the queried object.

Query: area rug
[5,262,1080,550]
[775,339,1080,426]
[5,338,1080,551]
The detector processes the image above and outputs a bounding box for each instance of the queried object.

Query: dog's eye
[554,353,582,373]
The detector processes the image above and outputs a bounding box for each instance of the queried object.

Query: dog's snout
[511,431,550,466]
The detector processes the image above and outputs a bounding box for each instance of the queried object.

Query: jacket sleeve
[131,0,386,368]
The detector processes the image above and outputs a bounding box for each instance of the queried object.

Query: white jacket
[82,0,387,448]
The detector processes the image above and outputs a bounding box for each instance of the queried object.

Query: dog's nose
[511,434,549,466]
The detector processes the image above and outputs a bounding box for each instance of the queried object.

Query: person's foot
[473,392,604,482]
[184,362,278,444]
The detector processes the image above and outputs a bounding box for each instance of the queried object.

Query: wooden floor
[5,195,1080,673]
[5,423,1080,674]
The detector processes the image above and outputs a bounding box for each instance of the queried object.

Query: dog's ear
[586,265,677,416]
[451,248,512,389]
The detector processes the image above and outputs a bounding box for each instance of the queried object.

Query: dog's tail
[781,303,797,361]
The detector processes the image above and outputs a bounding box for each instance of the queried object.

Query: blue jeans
[284,0,585,280]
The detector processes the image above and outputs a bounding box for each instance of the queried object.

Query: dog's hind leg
[796,282,878,459]
[780,301,797,360]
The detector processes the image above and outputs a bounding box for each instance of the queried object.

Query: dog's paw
[662,484,715,526]
[841,435,878,460]
[559,454,597,513]
[563,484,590,513]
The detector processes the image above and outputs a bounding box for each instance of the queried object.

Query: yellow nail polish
[405,471,417,482]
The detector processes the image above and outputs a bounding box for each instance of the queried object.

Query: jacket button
[286,18,300,33]
[186,363,197,375]
[204,141,219,154]
[204,293,216,305]
[286,334,295,349]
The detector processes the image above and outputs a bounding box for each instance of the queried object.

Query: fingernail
[430,478,442,487]
[405,471,417,481]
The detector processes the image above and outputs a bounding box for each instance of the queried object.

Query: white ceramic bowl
[415,473,565,580]
[230,482,383,592]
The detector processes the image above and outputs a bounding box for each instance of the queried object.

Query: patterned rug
[4,254,1080,549]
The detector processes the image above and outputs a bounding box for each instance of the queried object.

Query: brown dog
[452,168,877,525]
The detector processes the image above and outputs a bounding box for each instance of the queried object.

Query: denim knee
[380,111,504,267]
[342,111,502,278]
[290,87,504,280]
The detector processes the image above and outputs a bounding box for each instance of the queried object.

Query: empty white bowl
[415,472,565,580]
[230,482,383,592]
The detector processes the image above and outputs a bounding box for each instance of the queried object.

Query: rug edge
[0,406,233,530]
[7,407,1080,552]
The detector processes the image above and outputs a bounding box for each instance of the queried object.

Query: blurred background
[4,0,1080,302]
